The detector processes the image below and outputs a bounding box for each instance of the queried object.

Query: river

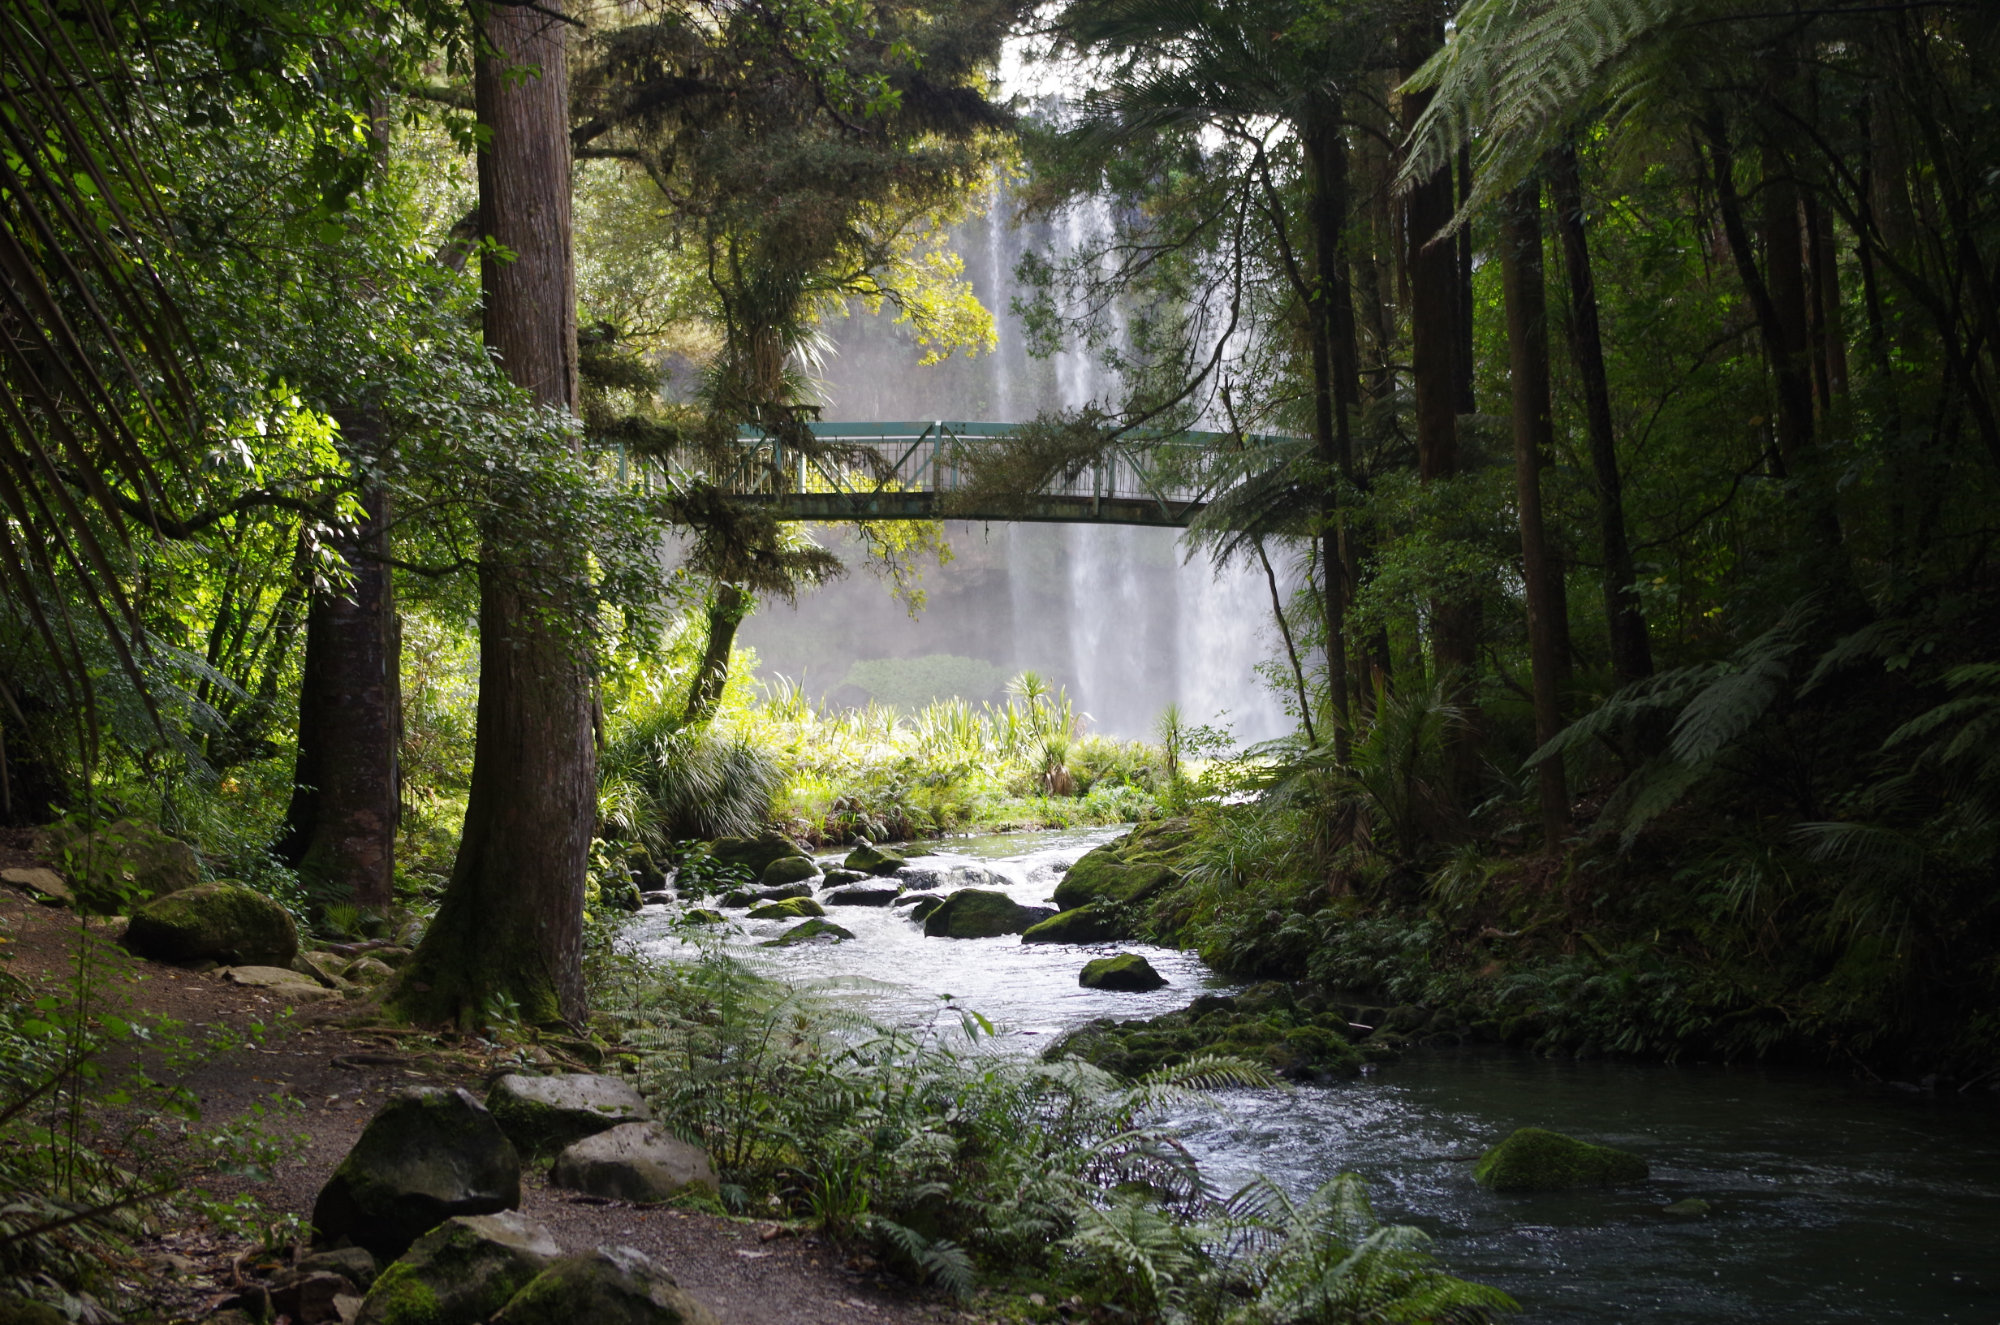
[632,826,2000,1323]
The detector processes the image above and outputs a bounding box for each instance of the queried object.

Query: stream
[633,826,2000,1322]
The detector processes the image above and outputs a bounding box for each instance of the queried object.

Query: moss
[681,908,724,925]
[1079,953,1167,991]
[362,1263,443,1325]
[707,831,807,876]
[1047,984,1362,1080]
[843,843,906,875]
[122,882,297,964]
[747,896,824,919]
[923,889,1043,938]
[1052,855,1177,910]
[1473,1127,1649,1192]
[763,918,855,946]
[1021,903,1130,944]
[758,855,820,886]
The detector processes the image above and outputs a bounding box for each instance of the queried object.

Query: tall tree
[397,0,595,1027]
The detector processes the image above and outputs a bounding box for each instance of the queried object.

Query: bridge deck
[711,420,1286,527]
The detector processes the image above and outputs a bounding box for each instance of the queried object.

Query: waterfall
[737,187,1291,744]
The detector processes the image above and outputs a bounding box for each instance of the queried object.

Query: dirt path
[0,874,997,1325]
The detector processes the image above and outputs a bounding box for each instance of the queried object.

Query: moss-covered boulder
[1080,953,1167,992]
[1053,857,1177,911]
[490,1246,720,1325]
[312,1088,521,1260]
[748,896,824,919]
[763,917,855,946]
[355,1212,558,1325]
[705,831,807,877]
[823,882,902,906]
[821,868,868,887]
[681,908,724,925]
[551,1123,718,1204]
[1473,1128,1648,1192]
[123,882,297,966]
[759,855,820,887]
[486,1074,650,1158]
[842,842,906,875]
[923,889,1048,938]
[1021,903,1130,944]
[1048,983,1362,1081]
[51,818,200,913]
[899,894,943,921]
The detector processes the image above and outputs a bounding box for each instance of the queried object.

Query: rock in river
[1079,953,1167,991]
[842,842,906,876]
[312,1088,521,1260]
[764,918,855,946]
[704,831,808,877]
[748,896,824,919]
[824,882,901,906]
[923,889,1052,938]
[1473,1127,1649,1192]
[759,855,820,887]
[1021,903,1129,944]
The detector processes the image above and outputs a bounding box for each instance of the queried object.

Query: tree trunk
[1454,145,1477,414]
[683,583,749,725]
[1303,92,1354,759]
[275,460,399,912]
[397,0,593,1029]
[1549,142,1652,685]
[1499,180,1570,847]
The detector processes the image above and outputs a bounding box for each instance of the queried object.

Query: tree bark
[1303,91,1354,759]
[682,582,749,725]
[1548,142,1652,685]
[275,461,399,912]
[397,0,593,1028]
[1499,180,1570,847]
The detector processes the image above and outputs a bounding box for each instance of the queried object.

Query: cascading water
[737,185,1290,741]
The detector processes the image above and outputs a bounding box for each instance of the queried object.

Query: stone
[343,956,396,985]
[293,952,353,990]
[923,889,1044,939]
[748,896,824,919]
[271,1271,349,1323]
[842,843,906,876]
[758,855,820,886]
[718,889,756,908]
[898,895,943,921]
[1048,982,1362,1082]
[373,945,414,968]
[1473,1128,1649,1192]
[490,1245,720,1325]
[122,882,298,966]
[1079,953,1167,992]
[355,1212,560,1325]
[2,867,74,908]
[942,865,1008,890]
[1052,855,1177,911]
[823,883,901,906]
[49,818,200,912]
[486,1074,651,1157]
[639,891,675,906]
[705,831,807,877]
[1660,1198,1712,1217]
[750,881,812,902]
[296,1246,379,1291]
[763,918,854,946]
[680,908,724,925]
[1021,904,1130,944]
[220,965,339,1000]
[820,869,867,887]
[312,1088,522,1260]
[551,1123,718,1204]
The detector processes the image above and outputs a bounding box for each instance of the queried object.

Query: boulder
[122,882,297,966]
[551,1123,718,1204]
[943,865,1008,890]
[759,855,820,886]
[2,867,74,908]
[748,896,824,919]
[751,881,813,902]
[718,889,756,908]
[923,889,1045,939]
[1473,1128,1649,1192]
[220,965,338,1001]
[51,818,200,912]
[295,1246,379,1292]
[763,918,854,946]
[486,1074,651,1157]
[490,1246,720,1325]
[292,952,352,990]
[823,883,901,906]
[820,869,868,887]
[1021,904,1129,944]
[374,945,414,968]
[343,955,396,985]
[639,891,675,906]
[312,1088,522,1260]
[680,908,724,925]
[897,895,943,922]
[842,843,906,876]
[356,1212,559,1325]
[1052,856,1176,911]
[269,1270,352,1323]
[705,832,807,877]
[1079,953,1168,992]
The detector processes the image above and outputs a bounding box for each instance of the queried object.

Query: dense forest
[3,0,1998,1320]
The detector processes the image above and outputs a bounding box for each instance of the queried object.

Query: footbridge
[714,420,1290,528]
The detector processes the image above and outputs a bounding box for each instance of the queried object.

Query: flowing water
[635,827,2000,1323]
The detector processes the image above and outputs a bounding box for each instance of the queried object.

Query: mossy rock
[490,1246,720,1325]
[50,817,200,913]
[705,831,807,877]
[1047,985,1362,1081]
[1052,855,1177,911]
[485,1074,650,1158]
[123,882,298,966]
[1473,1127,1649,1192]
[312,1088,522,1260]
[1079,953,1167,992]
[681,908,724,925]
[1021,903,1130,944]
[842,842,907,875]
[759,855,820,887]
[748,896,824,919]
[821,868,868,887]
[898,894,943,921]
[0,1299,68,1325]
[355,1212,558,1325]
[823,883,902,906]
[923,888,1046,939]
[763,918,855,946]
[718,889,757,908]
